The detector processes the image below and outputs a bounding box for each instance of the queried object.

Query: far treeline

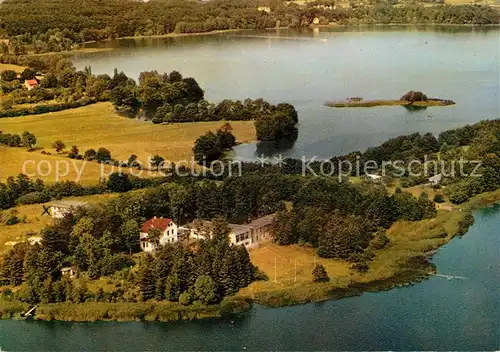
[0,0,499,55]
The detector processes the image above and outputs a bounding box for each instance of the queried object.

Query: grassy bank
[239,204,476,307]
[0,296,252,322]
[325,99,456,108]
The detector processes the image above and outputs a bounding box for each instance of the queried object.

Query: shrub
[100,254,135,277]
[400,91,428,102]
[16,191,51,205]
[179,292,192,306]
[433,194,445,203]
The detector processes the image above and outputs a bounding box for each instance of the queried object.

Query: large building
[183,214,275,249]
[139,214,276,252]
[140,217,179,252]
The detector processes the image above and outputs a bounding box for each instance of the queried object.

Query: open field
[0,103,256,183]
[0,193,118,253]
[0,146,145,184]
[0,63,25,73]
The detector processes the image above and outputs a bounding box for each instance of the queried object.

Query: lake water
[73,26,500,160]
[1,205,498,350]
[6,27,495,350]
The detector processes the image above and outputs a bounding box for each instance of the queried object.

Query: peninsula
[326,91,455,108]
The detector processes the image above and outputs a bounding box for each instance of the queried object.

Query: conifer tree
[137,254,156,301]
[312,264,330,283]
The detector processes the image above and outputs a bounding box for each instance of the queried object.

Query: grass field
[0,193,118,253]
[0,146,145,184]
[0,102,256,183]
[0,63,25,73]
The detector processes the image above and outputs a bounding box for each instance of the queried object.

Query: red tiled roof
[26,79,38,85]
[141,217,172,233]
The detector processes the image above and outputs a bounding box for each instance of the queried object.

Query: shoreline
[2,189,498,322]
[71,23,499,56]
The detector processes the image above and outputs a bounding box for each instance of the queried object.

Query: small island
[326,91,455,108]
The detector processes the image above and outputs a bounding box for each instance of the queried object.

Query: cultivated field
[0,103,256,183]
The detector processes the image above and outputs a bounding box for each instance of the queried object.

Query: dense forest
[0,164,430,303]
[0,0,498,55]
[0,119,498,306]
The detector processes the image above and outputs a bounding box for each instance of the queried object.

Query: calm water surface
[0,205,498,350]
[74,26,500,160]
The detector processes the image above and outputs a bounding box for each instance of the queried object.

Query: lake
[1,205,498,350]
[5,27,495,351]
[73,26,500,160]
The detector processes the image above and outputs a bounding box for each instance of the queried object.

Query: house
[365,174,383,183]
[27,236,42,245]
[61,266,78,279]
[184,214,275,249]
[49,200,88,219]
[140,217,179,252]
[24,79,39,90]
[429,174,443,185]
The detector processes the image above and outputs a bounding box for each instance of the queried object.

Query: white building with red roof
[24,79,39,91]
[139,217,179,252]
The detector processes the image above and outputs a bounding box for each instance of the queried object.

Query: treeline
[153,99,297,124]
[296,119,499,204]
[271,186,436,267]
[1,119,497,212]
[0,0,498,56]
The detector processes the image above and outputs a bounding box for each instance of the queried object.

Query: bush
[371,229,390,250]
[400,91,428,102]
[351,261,369,273]
[179,292,192,306]
[100,254,135,277]
[433,194,445,203]
[16,191,50,205]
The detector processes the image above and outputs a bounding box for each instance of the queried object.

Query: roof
[51,200,88,208]
[366,174,382,180]
[429,174,443,182]
[141,217,173,233]
[229,224,253,236]
[247,214,276,229]
[26,79,38,85]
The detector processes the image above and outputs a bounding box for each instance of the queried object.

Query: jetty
[431,273,467,280]
[21,305,38,318]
